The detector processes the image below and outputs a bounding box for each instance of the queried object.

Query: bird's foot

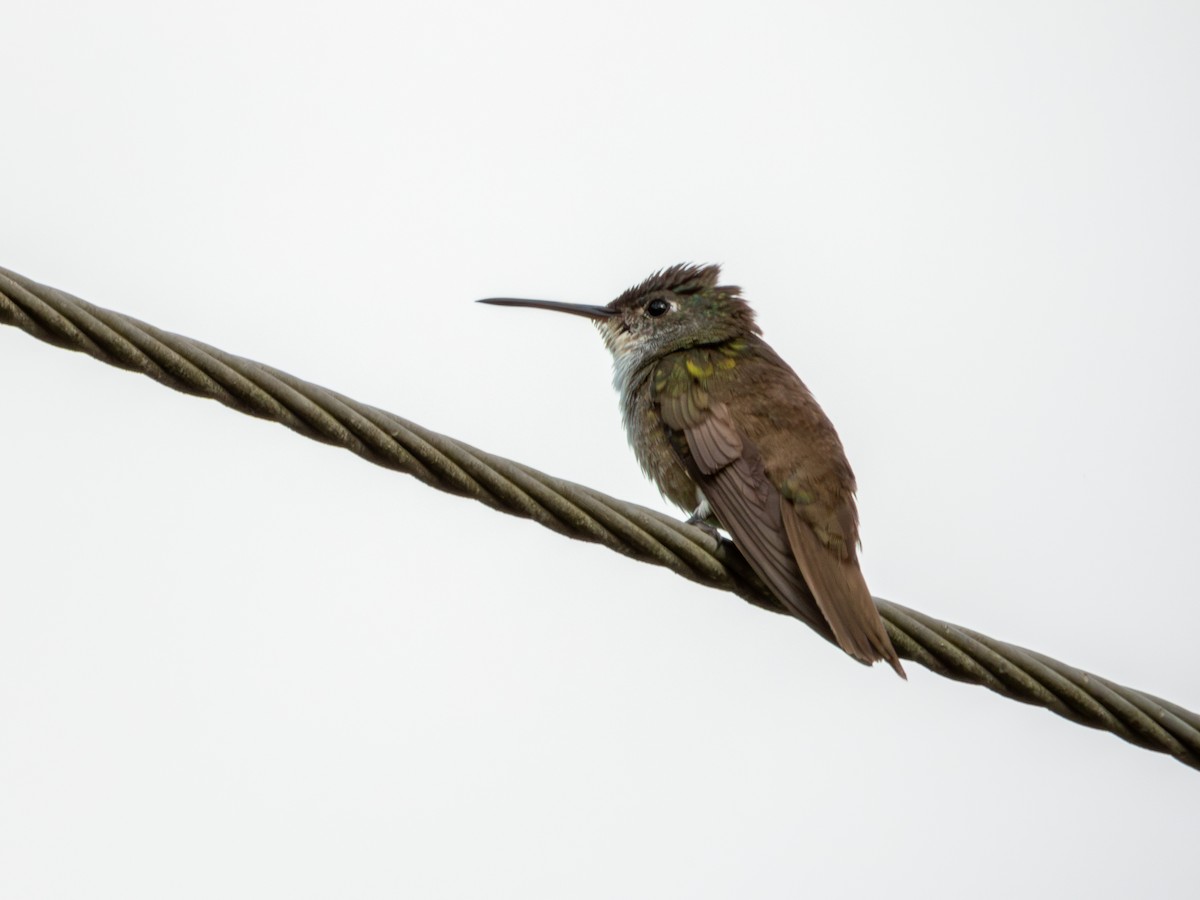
[685,513,722,541]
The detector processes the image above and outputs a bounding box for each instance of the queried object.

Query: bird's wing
[654,354,830,639]
[654,350,904,676]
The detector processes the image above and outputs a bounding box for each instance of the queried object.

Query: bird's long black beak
[476,298,614,321]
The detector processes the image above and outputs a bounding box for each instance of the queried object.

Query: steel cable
[2,264,1197,771]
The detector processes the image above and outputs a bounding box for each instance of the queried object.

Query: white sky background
[3,2,1199,897]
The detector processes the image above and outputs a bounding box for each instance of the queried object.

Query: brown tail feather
[780,499,906,678]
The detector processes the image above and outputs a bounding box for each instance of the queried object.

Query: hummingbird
[478,264,905,677]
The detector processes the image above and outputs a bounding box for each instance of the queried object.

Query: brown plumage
[479,264,905,677]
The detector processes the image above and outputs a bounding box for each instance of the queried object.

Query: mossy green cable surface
[2,264,1197,771]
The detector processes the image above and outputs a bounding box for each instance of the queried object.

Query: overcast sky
[3,3,1199,898]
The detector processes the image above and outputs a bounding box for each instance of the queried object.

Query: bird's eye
[646,298,671,318]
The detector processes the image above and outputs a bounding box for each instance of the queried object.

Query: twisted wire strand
[2,264,1197,771]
